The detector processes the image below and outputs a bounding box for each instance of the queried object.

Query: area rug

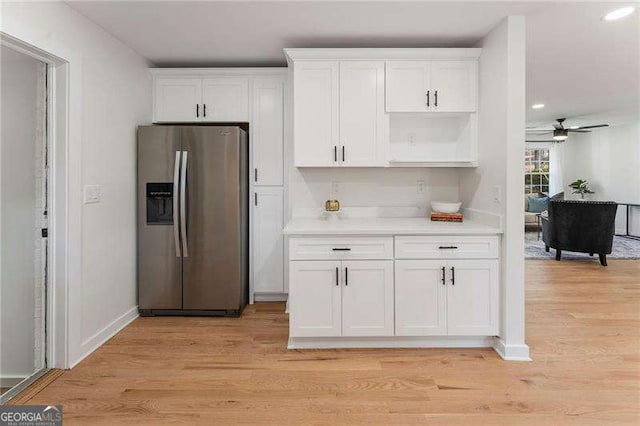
[525,232,640,260]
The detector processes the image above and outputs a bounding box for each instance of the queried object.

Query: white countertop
[282,217,502,236]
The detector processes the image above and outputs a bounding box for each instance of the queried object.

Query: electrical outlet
[408,132,416,146]
[84,184,101,204]
[493,185,502,204]
[417,180,426,193]
[331,181,340,196]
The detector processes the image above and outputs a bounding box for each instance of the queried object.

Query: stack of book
[430,212,464,222]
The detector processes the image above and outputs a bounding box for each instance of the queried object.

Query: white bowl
[431,201,462,214]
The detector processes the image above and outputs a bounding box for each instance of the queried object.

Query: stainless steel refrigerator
[137,125,248,316]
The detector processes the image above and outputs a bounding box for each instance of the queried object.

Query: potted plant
[568,179,595,199]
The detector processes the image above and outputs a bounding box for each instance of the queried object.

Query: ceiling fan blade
[567,129,590,133]
[526,131,553,134]
[526,139,561,143]
[552,123,563,130]
[576,124,609,130]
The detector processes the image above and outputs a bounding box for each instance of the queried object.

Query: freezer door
[181,126,248,310]
[137,126,183,309]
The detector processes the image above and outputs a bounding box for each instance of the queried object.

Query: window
[524,148,549,194]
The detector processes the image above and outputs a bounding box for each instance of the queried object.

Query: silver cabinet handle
[441,266,446,285]
[435,90,438,107]
[439,246,458,250]
[335,266,339,286]
[342,146,345,162]
[173,151,181,257]
[345,267,348,286]
[450,266,455,285]
[426,90,430,107]
[180,151,189,257]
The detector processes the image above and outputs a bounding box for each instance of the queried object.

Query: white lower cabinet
[395,258,499,336]
[253,187,284,294]
[290,259,394,337]
[342,260,394,337]
[288,235,500,343]
[290,261,342,337]
[395,260,447,336]
[446,259,499,336]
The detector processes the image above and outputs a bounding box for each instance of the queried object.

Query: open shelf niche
[387,113,477,167]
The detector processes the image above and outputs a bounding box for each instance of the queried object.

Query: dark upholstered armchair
[541,200,617,266]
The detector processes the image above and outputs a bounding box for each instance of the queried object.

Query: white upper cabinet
[201,78,249,122]
[430,61,477,112]
[253,187,284,294]
[252,79,284,185]
[341,260,394,336]
[293,61,339,167]
[154,78,202,122]
[339,61,386,166]
[385,61,430,113]
[385,60,477,113]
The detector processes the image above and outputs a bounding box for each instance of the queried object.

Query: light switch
[493,185,502,204]
[417,180,425,193]
[84,184,101,204]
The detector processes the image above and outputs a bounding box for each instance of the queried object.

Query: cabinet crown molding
[150,67,288,77]
[284,48,482,64]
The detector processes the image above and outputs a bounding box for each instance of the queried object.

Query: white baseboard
[288,336,495,350]
[253,293,288,302]
[70,306,139,368]
[493,338,531,361]
[0,376,27,388]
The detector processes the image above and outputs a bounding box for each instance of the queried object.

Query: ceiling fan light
[603,6,635,21]
[553,129,569,141]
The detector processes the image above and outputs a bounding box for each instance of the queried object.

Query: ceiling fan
[526,118,609,142]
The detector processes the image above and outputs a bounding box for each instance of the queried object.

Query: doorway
[0,44,49,401]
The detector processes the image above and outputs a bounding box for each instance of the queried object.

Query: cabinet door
[252,79,284,185]
[339,61,386,166]
[385,61,430,112]
[430,61,477,112]
[395,260,447,336]
[154,78,202,122]
[290,260,342,337]
[293,61,339,166]
[253,187,284,293]
[342,260,394,337]
[446,259,499,336]
[201,78,249,121]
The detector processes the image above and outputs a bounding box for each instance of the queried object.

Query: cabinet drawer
[290,237,393,260]
[395,236,499,259]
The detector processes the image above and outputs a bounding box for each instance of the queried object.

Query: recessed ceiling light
[532,103,545,109]
[603,6,635,21]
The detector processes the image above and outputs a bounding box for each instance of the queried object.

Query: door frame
[0,30,82,370]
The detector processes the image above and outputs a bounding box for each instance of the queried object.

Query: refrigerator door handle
[180,151,189,258]
[173,151,181,257]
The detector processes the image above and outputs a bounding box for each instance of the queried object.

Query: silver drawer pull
[332,248,351,251]
[438,246,458,249]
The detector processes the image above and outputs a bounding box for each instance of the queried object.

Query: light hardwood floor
[12,259,640,425]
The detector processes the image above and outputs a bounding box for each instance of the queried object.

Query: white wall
[560,122,640,234]
[459,16,529,360]
[1,2,152,367]
[290,167,460,217]
[0,46,41,383]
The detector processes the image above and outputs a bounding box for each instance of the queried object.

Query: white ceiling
[66,1,639,126]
